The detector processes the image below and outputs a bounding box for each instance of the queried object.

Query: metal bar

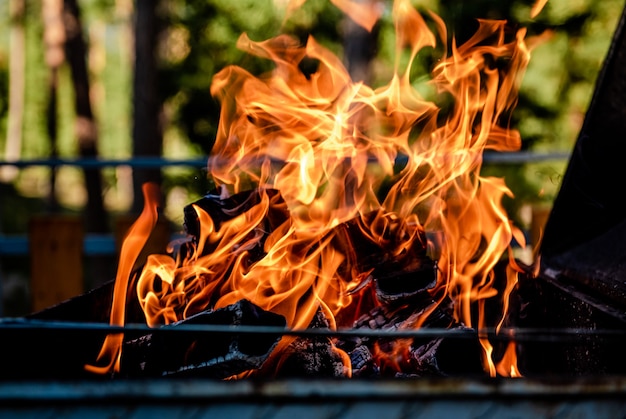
[0,151,569,169]
[1,377,625,401]
[0,236,28,255]
[482,151,569,164]
[0,318,623,343]
[0,157,209,169]
[0,234,116,256]
[1,378,625,419]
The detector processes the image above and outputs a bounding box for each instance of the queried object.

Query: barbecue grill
[2,3,626,418]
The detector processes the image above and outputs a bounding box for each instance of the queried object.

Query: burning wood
[121,299,286,378]
[373,263,437,306]
[330,210,437,301]
[182,188,290,261]
[406,325,483,377]
[336,293,483,377]
[274,309,349,378]
[169,189,480,378]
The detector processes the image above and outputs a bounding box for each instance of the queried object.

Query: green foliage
[20,1,48,158]
[159,0,344,154]
[160,0,274,153]
[0,64,7,134]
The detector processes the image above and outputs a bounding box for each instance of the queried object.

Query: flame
[496,341,522,377]
[95,0,544,377]
[85,183,160,374]
[331,0,384,32]
[530,0,549,19]
[282,0,383,32]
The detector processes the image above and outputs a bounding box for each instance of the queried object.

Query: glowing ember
[91,0,547,377]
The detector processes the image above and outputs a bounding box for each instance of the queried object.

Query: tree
[0,0,26,183]
[63,0,108,233]
[131,0,164,213]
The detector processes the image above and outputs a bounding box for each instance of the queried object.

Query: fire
[91,0,547,377]
[531,0,549,19]
[496,341,523,378]
[85,183,160,374]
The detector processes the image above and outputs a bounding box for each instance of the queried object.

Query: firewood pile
[116,188,485,379]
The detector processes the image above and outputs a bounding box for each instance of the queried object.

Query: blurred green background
[0,0,623,315]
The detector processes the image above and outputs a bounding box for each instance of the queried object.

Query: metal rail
[1,377,626,419]
[0,234,115,256]
[0,319,623,343]
[0,151,570,169]
[0,156,209,168]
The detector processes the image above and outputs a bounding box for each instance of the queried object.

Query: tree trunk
[45,67,60,212]
[342,0,381,84]
[1,0,26,183]
[42,0,65,210]
[63,0,108,233]
[131,0,163,213]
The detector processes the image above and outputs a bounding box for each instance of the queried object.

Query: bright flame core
[95,0,541,377]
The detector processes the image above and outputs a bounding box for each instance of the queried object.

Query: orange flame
[284,0,383,32]
[331,0,384,32]
[95,0,542,377]
[496,341,522,377]
[530,0,549,19]
[85,183,160,374]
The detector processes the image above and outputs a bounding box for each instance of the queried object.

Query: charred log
[275,309,348,378]
[331,210,434,281]
[408,325,484,377]
[348,344,379,377]
[374,262,437,306]
[121,299,285,378]
[336,296,483,377]
[184,188,289,244]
